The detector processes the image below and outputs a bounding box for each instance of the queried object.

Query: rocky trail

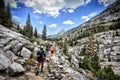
[0,24,89,80]
[1,22,120,80]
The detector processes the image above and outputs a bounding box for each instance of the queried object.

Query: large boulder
[21,47,32,59]
[12,43,24,55]
[8,40,19,49]
[10,62,25,72]
[0,54,11,70]
[5,50,18,62]
[8,62,25,77]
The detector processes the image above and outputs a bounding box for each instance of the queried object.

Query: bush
[96,66,120,80]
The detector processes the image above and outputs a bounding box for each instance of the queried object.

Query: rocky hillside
[67,29,120,74]
[57,0,120,79]
[0,24,90,80]
[0,24,35,78]
[0,1,120,79]
[62,0,120,38]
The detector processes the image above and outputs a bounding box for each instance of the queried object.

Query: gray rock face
[3,45,11,51]
[5,50,18,62]
[67,30,120,76]
[8,40,19,49]
[10,62,25,72]
[8,62,25,77]
[21,47,32,59]
[0,54,11,70]
[0,49,4,54]
[0,37,13,47]
[12,43,24,55]
[0,25,33,77]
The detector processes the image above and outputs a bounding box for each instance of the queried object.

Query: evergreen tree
[63,38,68,56]
[86,33,96,56]
[34,27,38,38]
[42,25,47,40]
[30,26,33,37]
[5,3,13,28]
[0,0,6,25]
[68,35,74,46]
[82,56,90,69]
[85,33,101,72]
[74,34,78,45]
[24,14,33,38]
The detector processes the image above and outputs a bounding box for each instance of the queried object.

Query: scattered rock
[5,50,18,62]
[9,62,25,77]
[10,62,25,72]
[12,43,24,55]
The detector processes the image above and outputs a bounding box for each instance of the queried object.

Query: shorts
[38,60,44,64]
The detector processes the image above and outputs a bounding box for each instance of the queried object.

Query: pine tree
[24,14,33,38]
[34,27,38,38]
[5,3,13,28]
[74,35,78,45]
[42,25,47,40]
[0,0,6,25]
[30,26,33,37]
[86,33,101,71]
[86,33,96,56]
[82,55,90,70]
[63,38,68,56]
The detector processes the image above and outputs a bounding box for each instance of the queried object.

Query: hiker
[50,44,54,54]
[46,44,50,52]
[36,46,46,75]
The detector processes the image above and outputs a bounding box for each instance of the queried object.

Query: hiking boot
[36,70,39,75]
[41,69,43,72]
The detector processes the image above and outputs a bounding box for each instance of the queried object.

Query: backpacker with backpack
[37,50,46,61]
[50,45,54,54]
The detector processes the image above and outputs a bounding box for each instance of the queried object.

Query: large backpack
[37,50,45,61]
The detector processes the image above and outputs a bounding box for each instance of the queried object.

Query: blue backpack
[37,50,46,61]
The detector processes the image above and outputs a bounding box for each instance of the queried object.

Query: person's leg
[41,61,44,72]
[36,62,40,75]
[38,62,40,69]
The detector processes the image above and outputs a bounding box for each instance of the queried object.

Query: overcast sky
[5,0,116,35]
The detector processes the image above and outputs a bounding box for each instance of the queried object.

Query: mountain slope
[62,0,120,39]
[47,29,65,38]
[62,26,79,37]
[58,0,120,77]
